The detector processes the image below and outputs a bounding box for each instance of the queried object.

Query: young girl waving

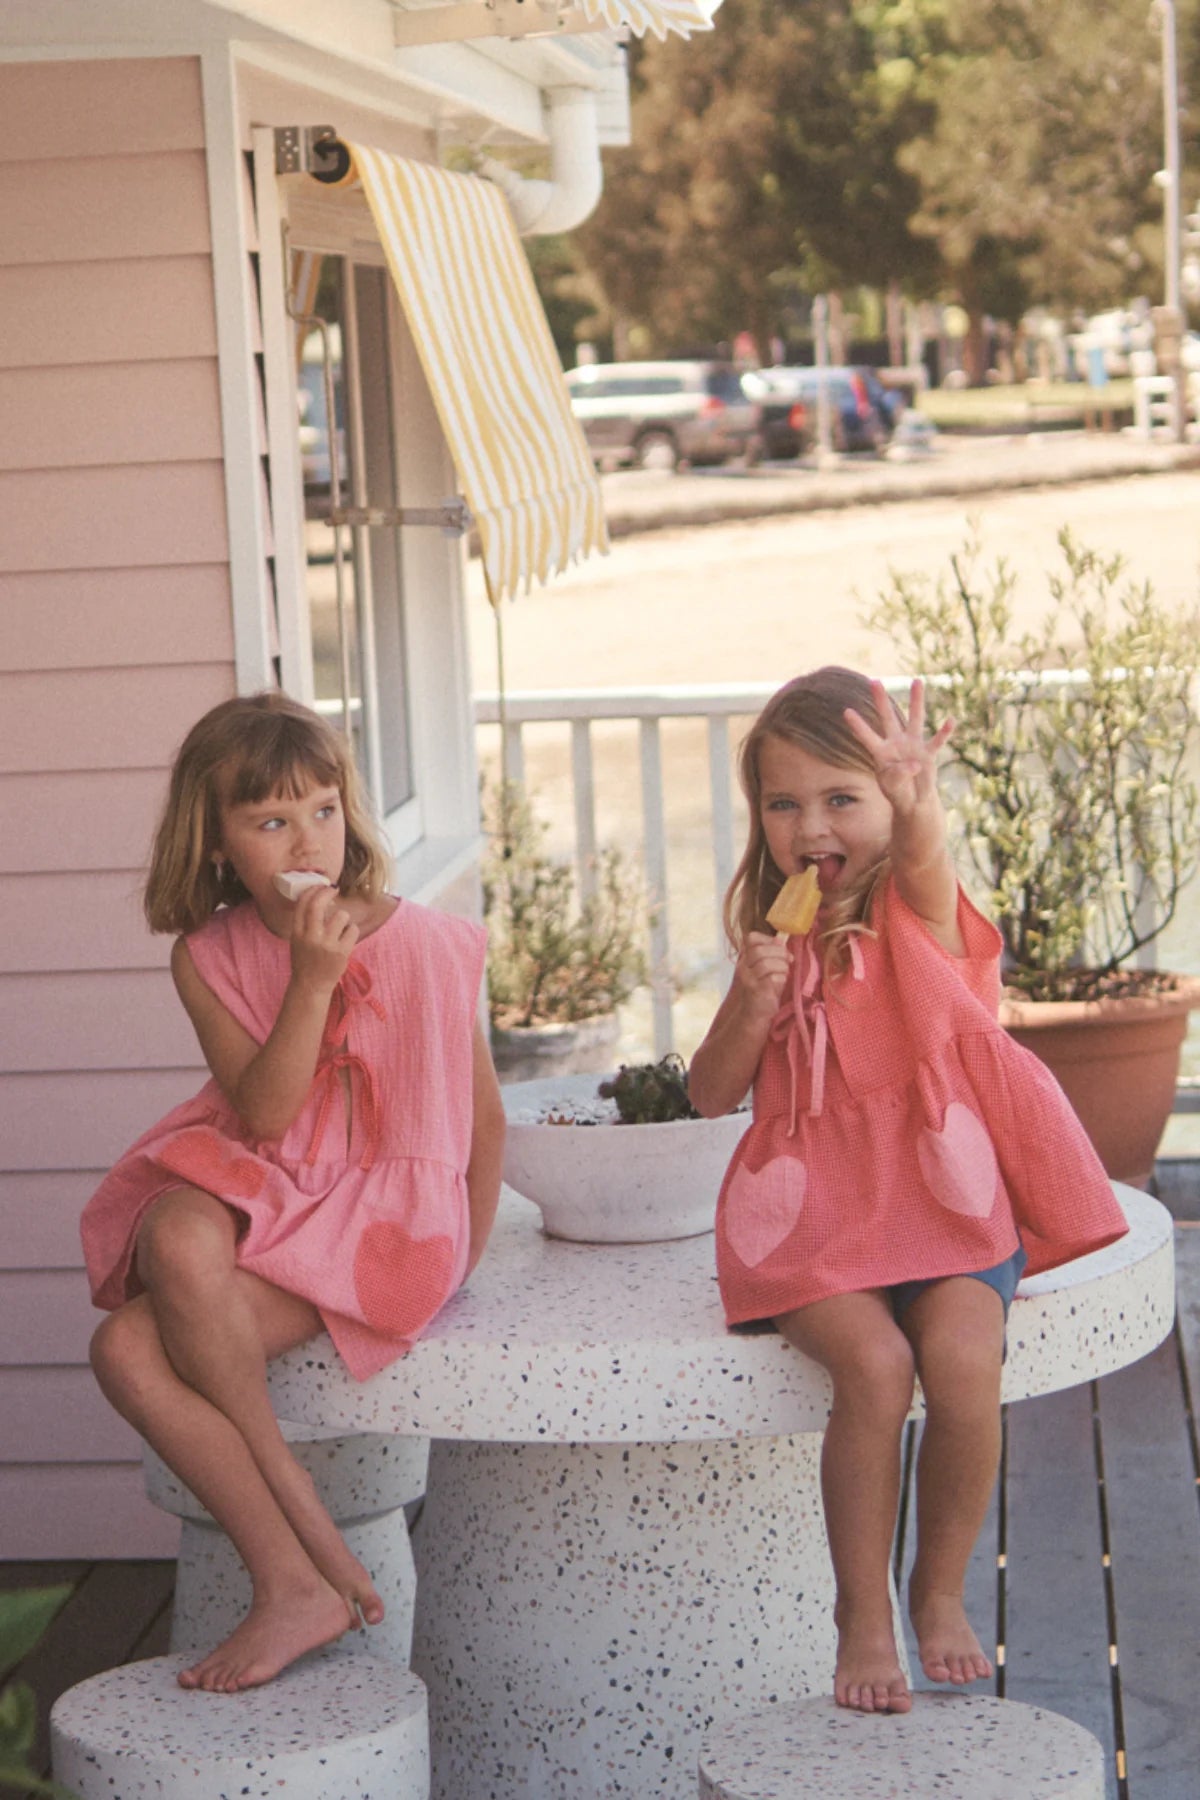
[81,692,506,1693]
[689,666,1127,1717]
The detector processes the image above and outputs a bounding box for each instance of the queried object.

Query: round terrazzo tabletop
[269,1183,1173,1440]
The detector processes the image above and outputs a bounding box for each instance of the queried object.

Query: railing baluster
[708,714,735,995]
[502,720,525,790]
[571,718,598,902]
[639,716,673,1056]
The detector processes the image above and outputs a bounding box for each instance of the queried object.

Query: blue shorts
[889,1243,1028,1324]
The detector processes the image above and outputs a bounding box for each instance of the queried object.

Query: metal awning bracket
[274,126,350,182]
[324,499,472,537]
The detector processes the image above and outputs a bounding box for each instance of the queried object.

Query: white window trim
[251,128,480,889]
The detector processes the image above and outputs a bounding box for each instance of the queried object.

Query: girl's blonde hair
[144,692,392,934]
[725,666,901,976]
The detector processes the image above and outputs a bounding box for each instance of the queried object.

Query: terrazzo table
[269,1185,1173,1800]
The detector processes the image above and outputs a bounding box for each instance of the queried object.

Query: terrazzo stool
[697,1693,1106,1798]
[143,1427,428,1663]
[50,1651,429,1799]
[268,1187,1173,1800]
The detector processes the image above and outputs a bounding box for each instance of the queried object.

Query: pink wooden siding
[1,875,164,972]
[0,568,235,674]
[0,56,235,1558]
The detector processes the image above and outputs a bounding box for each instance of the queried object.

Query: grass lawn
[917,378,1135,430]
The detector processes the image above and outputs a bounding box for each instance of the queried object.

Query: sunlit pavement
[597,430,1200,540]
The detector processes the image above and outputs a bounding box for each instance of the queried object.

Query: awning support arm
[281,201,472,541]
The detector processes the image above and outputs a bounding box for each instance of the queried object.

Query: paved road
[467,445,1200,692]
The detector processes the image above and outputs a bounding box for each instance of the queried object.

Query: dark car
[564,361,762,471]
[751,365,901,454]
[740,370,810,459]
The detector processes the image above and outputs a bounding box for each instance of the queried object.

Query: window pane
[299,260,365,762]
[353,264,413,816]
[295,256,413,820]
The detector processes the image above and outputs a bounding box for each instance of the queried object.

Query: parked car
[740,370,810,459]
[564,361,762,471]
[752,365,901,453]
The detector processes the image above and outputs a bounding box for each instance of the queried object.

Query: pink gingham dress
[716,880,1129,1327]
[81,898,486,1379]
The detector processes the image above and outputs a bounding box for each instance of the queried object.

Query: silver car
[565,360,762,471]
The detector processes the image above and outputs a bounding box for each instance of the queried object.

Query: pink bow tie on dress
[306,961,387,1171]
[770,933,864,1136]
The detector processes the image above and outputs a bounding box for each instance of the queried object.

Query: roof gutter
[477,83,603,236]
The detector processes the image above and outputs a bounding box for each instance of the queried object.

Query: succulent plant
[598,1054,700,1124]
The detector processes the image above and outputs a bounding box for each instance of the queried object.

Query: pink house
[0,0,711,1559]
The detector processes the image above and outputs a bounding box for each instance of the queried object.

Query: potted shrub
[482,782,650,1081]
[864,529,1200,1186]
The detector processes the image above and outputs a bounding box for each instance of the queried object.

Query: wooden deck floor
[6,1187,1200,1800]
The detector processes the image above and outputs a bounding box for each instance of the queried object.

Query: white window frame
[253,128,481,891]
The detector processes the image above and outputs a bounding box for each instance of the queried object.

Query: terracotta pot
[1000,977,1200,1188]
[490,1013,621,1085]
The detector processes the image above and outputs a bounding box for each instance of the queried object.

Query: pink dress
[81,898,486,1380]
[716,880,1129,1327]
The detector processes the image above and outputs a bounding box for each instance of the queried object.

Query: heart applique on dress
[353,1221,458,1339]
[917,1102,999,1219]
[722,1157,806,1269]
[159,1128,267,1202]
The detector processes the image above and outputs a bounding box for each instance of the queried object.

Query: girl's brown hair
[143,692,392,934]
[725,666,902,974]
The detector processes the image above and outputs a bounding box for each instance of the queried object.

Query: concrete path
[598,430,1200,540]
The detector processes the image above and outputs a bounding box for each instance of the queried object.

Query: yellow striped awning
[345,143,607,606]
[579,0,719,38]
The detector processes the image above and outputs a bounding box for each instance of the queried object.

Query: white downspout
[477,84,603,236]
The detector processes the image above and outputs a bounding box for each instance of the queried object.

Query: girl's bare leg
[900,1277,1005,1686]
[92,1294,351,1691]
[133,1189,383,1627]
[90,1187,381,1691]
[776,1291,916,1713]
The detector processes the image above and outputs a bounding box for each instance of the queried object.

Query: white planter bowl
[500,1072,751,1244]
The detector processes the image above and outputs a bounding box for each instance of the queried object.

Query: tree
[568,0,944,360]
[903,0,1171,377]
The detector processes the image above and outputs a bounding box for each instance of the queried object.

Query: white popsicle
[273,870,333,902]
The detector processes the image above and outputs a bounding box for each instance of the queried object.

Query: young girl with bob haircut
[82,692,506,1693]
[689,666,1127,1716]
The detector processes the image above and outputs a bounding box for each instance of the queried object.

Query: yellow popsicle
[766,865,821,935]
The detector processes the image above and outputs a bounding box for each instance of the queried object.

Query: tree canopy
[538,0,1199,368]
[571,0,943,359]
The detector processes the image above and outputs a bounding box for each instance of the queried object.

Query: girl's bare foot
[909,1586,993,1686]
[833,1605,912,1714]
[177,1577,353,1693]
[273,1469,386,1627]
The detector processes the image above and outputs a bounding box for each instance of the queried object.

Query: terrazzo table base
[50,1650,430,1800]
[268,1188,1173,1800]
[142,1429,428,1664]
[698,1692,1105,1798]
[410,1434,895,1799]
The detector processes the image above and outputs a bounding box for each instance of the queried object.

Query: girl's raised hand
[733,929,793,1021]
[844,677,954,817]
[287,883,358,996]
